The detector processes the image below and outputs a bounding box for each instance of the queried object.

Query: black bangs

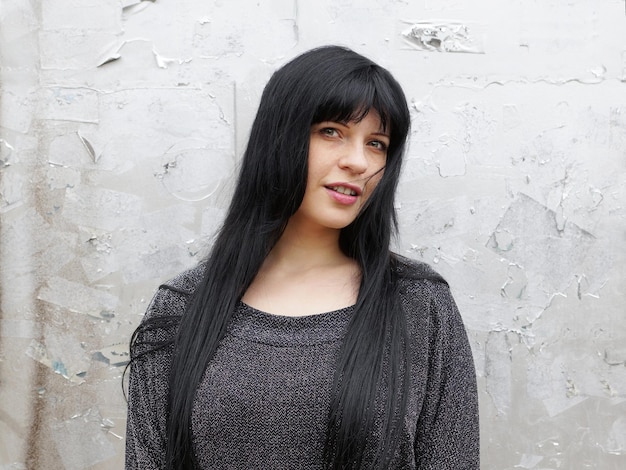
[312,67,393,134]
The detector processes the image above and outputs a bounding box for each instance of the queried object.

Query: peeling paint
[487,193,596,304]
[37,277,119,318]
[26,340,86,385]
[607,417,626,454]
[0,166,25,211]
[122,0,157,15]
[0,139,15,167]
[76,132,100,163]
[97,38,191,69]
[402,20,485,53]
[93,343,130,367]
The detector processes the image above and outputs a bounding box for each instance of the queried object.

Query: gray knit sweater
[125,259,479,469]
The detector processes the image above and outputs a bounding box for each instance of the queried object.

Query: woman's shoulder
[391,255,466,343]
[131,263,207,354]
[144,262,206,319]
[160,262,206,295]
[390,254,458,313]
[391,253,447,285]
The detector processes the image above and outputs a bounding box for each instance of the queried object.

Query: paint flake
[0,166,25,210]
[77,132,100,163]
[487,193,596,304]
[48,133,95,167]
[97,39,190,69]
[122,0,156,14]
[26,340,85,384]
[518,454,543,469]
[94,343,130,367]
[606,417,626,454]
[37,277,118,318]
[0,138,14,167]
[402,21,485,53]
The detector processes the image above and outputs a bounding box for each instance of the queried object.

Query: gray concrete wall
[1,0,625,468]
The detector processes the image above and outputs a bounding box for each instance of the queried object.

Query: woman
[125,45,479,469]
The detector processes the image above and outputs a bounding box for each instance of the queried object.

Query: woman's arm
[414,281,480,469]
[125,288,180,469]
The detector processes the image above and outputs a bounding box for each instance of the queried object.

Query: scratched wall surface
[1,0,625,468]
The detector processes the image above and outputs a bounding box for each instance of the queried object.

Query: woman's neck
[268,221,347,272]
[241,220,361,316]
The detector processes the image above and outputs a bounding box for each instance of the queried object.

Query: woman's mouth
[328,185,358,196]
[325,184,361,205]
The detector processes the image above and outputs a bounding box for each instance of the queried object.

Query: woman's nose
[338,143,368,174]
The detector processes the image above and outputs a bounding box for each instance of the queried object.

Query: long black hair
[132,45,411,469]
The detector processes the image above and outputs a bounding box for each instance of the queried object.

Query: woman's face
[289,109,390,233]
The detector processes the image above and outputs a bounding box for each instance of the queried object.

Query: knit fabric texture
[125,259,479,469]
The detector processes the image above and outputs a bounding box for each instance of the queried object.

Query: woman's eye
[369,140,388,151]
[320,127,339,137]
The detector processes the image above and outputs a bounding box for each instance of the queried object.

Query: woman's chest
[191,336,339,468]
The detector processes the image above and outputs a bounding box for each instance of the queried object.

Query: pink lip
[324,183,362,205]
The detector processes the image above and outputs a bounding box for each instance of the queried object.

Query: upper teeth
[331,186,357,196]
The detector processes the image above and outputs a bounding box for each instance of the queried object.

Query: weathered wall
[1,0,625,468]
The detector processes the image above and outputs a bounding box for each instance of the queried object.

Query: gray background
[1,0,625,468]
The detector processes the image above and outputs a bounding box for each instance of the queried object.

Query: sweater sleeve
[414,281,480,469]
[125,288,179,470]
